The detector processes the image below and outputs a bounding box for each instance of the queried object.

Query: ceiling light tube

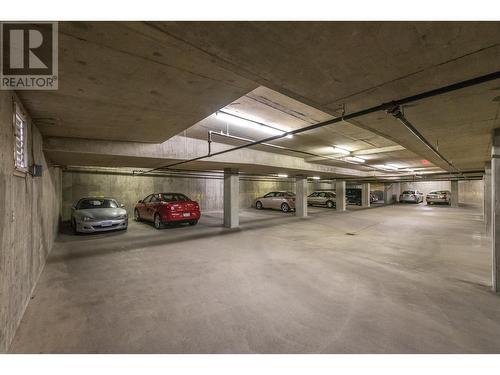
[332,146,351,155]
[383,164,399,170]
[345,156,366,163]
[277,174,288,178]
[216,111,289,137]
[311,176,321,180]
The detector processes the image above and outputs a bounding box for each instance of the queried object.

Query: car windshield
[78,199,118,209]
[402,191,415,194]
[161,193,190,202]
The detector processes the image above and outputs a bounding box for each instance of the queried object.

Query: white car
[426,190,451,205]
[399,190,424,204]
[71,197,128,233]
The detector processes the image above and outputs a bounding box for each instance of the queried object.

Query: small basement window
[13,103,28,172]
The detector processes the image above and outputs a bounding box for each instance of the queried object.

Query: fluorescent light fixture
[215,111,290,137]
[311,176,321,180]
[332,146,351,155]
[277,174,288,178]
[286,134,294,139]
[383,164,399,170]
[345,156,366,163]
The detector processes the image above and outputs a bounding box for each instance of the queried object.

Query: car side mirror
[120,203,125,208]
[71,205,76,210]
[138,200,143,203]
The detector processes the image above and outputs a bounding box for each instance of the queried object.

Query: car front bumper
[75,218,128,233]
[426,198,449,203]
[400,197,418,202]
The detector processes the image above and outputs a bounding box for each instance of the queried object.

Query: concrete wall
[400,180,483,204]
[0,92,62,352]
[62,171,295,221]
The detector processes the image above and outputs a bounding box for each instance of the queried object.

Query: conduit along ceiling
[32,22,500,181]
[182,86,445,178]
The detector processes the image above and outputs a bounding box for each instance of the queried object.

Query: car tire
[255,201,263,209]
[281,203,290,212]
[189,220,198,226]
[134,209,141,222]
[154,213,162,229]
[326,200,334,208]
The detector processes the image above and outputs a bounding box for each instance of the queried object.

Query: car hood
[75,208,127,219]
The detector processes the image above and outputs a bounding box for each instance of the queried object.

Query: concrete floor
[9,203,500,353]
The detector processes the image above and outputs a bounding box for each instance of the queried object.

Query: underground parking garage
[1,20,500,355]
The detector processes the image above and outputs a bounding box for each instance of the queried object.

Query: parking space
[9,203,499,353]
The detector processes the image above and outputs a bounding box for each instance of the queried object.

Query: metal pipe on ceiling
[386,105,461,173]
[136,70,500,176]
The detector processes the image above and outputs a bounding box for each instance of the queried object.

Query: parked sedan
[134,193,200,229]
[71,197,128,234]
[308,191,336,208]
[255,191,295,212]
[399,190,424,203]
[426,190,451,205]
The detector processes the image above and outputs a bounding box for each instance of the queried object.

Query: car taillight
[166,203,175,211]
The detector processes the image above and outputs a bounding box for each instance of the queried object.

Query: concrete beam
[44,136,374,178]
[336,180,346,212]
[223,168,239,228]
[295,175,307,218]
[361,183,371,208]
[450,180,459,207]
[492,129,500,292]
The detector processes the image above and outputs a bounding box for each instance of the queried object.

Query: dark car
[346,188,362,205]
[134,193,201,229]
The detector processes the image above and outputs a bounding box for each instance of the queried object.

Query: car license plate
[101,221,112,227]
[183,212,190,217]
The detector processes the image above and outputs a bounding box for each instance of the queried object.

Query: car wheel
[189,220,198,226]
[326,200,334,208]
[154,213,162,229]
[255,201,263,209]
[134,209,141,222]
[281,203,290,212]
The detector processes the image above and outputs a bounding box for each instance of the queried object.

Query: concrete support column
[384,183,393,204]
[492,129,500,292]
[223,168,239,228]
[485,163,492,234]
[450,180,459,208]
[336,180,346,212]
[361,182,371,208]
[295,175,307,218]
[393,182,401,202]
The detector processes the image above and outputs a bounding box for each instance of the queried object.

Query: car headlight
[81,216,92,222]
[116,214,127,220]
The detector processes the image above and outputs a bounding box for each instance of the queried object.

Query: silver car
[308,191,336,208]
[255,191,296,212]
[426,190,451,205]
[399,190,424,203]
[71,197,128,233]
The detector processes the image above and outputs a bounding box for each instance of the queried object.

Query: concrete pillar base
[223,168,239,228]
[361,182,370,208]
[336,180,346,212]
[295,175,307,218]
[451,180,459,208]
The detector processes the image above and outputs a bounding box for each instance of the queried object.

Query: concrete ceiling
[159,21,500,171]
[185,86,439,173]
[20,21,500,174]
[17,22,257,142]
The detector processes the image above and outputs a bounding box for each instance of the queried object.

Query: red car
[134,193,201,229]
